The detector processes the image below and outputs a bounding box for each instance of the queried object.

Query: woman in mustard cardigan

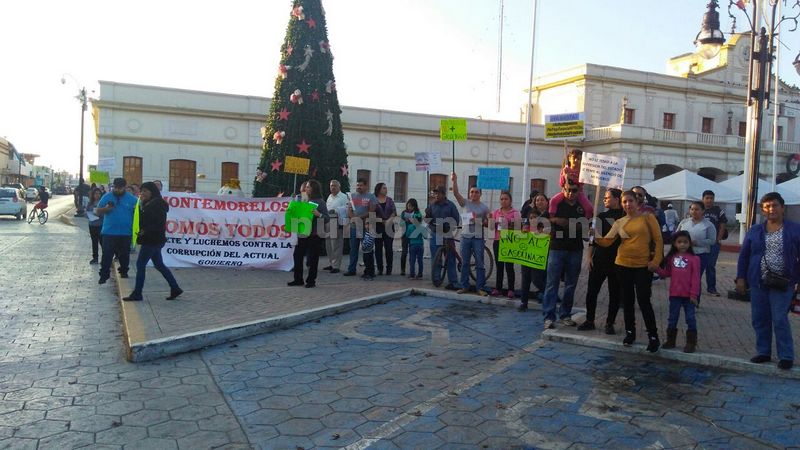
[595,190,663,352]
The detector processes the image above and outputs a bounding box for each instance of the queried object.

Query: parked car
[25,187,38,202]
[0,187,26,220]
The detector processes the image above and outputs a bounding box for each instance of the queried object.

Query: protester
[518,203,549,311]
[519,190,539,220]
[549,149,593,219]
[373,182,397,276]
[344,178,377,279]
[289,180,328,288]
[123,182,183,301]
[702,190,728,297]
[533,193,549,217]
[736,192,800,370]
[324,180,348,274]
[664,203,680,234]
[425,185,460,289]
[403,198,425,279]
[578,188,625,333]
[595,190,663,352]
[153,180,163,192]
[654,231,700,353]
[95,178,138,284]
[86,188,104,265]
[675,201,715,306]
[451,173,489,296]
[491,191,521,298]
[542,182,587,328]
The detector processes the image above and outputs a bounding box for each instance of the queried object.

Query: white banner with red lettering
[161,193,295,270]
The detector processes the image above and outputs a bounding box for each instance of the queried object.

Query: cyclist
[425,185,460,289]
[30,186,49,218]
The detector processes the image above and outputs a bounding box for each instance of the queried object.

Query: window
[468,175,477,189]
[393,172,407,202]
[623,108,635,125]
[356,169,371,187]
[507,177,514,196]
[776,126,784,141]
[169,159,196,193]
[531,178,546,195]
[701,117,714,134]
[429,174,447,193]
[220,162,239,187]
[738,121,747,137]
[662,113,675,130]
[122,157,142,186]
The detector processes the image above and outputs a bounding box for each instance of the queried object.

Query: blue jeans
[459,237,486,291]
[705,243,721,293]
[696,252,709,304]
[408,243,424,277]
[134,244,180,295]
[668,296,697,331]
[348,226,375,275]
[542,249,582,322]
[431,239,459,287]
[751,283,795,361]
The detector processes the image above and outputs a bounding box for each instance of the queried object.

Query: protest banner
[477,167,511,190]
[577,152,627,189]
[160,192,295,270]
[497,230,550,270]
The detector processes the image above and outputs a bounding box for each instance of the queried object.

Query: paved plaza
[1,199,799,449]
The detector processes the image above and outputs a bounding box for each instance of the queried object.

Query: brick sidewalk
[116,241,799,369]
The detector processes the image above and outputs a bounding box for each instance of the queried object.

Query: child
[548,148,593,218]
[403,199,425,279]
[654,231,701,353]
[518,205,549,311]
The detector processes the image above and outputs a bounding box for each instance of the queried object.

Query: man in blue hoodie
[95,177,138,284]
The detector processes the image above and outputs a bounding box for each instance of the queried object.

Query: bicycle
[431,230,494,287]
[27,205,48,225]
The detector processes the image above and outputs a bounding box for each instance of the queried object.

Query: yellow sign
[544,112,585,140]
[440,119,467,141]
[89,170,110,184]
[284,156,310,175]
[498,230,551,270]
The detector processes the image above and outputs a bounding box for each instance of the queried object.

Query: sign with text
[284,201,318,236]
[97,157,116,173]
[577,151,627,189]
[89,170,110,185]
[498,230,550,270]
[440,119,467,141]
[544,112,585,140]
[477,167,510,190]
[284,156,310,175]
[160,192,295,270]
[414,152,443,172]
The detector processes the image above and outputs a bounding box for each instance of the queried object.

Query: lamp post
[703,0,800,234]
[61,74,88,217]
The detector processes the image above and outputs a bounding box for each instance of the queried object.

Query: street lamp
[61,74,88,217]
[695,1,726,59]
[719,0,799,232]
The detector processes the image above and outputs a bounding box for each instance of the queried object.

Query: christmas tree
[253,0,350,197]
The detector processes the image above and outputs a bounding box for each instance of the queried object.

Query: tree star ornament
[278,107,291,121]
[273,130,285,144]
[340,164,348,176]
[297,45,314,71]
[310,90,320,102]
[290,89,303,104]
[286,45,294,56]
[270,160,282,172]
[306,17,317,28]
[296,140,311,154]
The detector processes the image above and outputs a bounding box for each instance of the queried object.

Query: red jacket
[656,253,701,299]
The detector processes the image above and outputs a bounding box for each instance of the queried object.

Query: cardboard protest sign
[497,230,550,270]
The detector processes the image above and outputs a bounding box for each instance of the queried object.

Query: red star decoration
[270,160,282,172]
[296,140,311,154]
[341,164,348,176]
[306,18,317,28]
[278,107,291,121]
[310,90,320,102]
[286,45,294,56]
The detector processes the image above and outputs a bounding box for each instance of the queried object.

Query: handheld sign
[577,152,627,189]
[89,170,110,185]
[545,112,585,140]
[284,200,317,235]
[415,152,430,172]
[477,167,510,190]
[97,157,116,173]
[428,152,443,171]
[284,156,311,175]
[439,119,467,141]
[498,230,551,270]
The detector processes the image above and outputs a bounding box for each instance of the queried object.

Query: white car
[25,187,38,202]
[0,187,27,220]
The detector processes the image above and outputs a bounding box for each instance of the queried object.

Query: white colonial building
[93,33,799,211]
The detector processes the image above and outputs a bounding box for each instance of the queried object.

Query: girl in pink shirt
[654,231,701,353]
[548,149,593,218]
[491,191,521,298]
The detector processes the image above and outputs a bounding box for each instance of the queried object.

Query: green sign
[89,170,110,184]
[284,201,318,236]
[497,230,550,270]
[440,118,467,141]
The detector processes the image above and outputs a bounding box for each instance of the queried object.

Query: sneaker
[89,258,98,265]
[707,290,721,297]
[304,282,316,288]
[750,355,772,364]
[517,303,528,312]
[604,324,616,335]
[778,360,793,370]
[507,290,515,299]
[490,289,501,296]
[577,321,595,331]
[98,277,108,285]
[166,288,183,300]
[544,319,555,329]
[622,331,635,346]
[456,289,468,294]
[560,318,577,327]
[343,271,356,276]
[646,336,660,353]
[477,290,488,297]
[409,274,416,279]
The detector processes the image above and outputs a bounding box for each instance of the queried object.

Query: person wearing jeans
[702,190,728,296]
[425,185,460,289]
[344,178,377,279]
[450,173,489,296]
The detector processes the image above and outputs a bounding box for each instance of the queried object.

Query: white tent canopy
[640,170,740,202]
[719,174,800,205]
[777,177,800,205]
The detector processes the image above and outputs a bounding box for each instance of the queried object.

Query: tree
[253,0,349,197]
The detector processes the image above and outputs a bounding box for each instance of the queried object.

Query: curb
[542,328,800,380]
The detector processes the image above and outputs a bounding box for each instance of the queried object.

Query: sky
[2,0,799,175]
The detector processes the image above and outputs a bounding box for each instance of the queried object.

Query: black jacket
[138,198,169,246]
